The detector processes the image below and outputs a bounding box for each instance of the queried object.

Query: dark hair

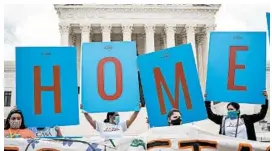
[104,112,115,123]
[167,109,181,124]
[227,102,240,110]
[227,102,240,114]
[4,109,27,130]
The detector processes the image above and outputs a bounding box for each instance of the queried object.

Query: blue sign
[16,47,79,127]
[206,32,266,104]
[137,44,207,127]
[267,12,270,41]
[81,42,140,113]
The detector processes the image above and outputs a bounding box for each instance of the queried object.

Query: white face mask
[9,120,21,129]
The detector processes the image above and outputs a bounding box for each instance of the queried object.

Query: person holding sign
[10,106,62,138]
[4,110,35,138]
[167,109,182,126]
[205,91,269,141]
[81,104,141,139]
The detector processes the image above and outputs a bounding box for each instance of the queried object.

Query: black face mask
[170,118,181,125]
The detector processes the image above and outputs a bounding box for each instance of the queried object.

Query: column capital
[203,24,216,33]
[185,25,197,34]
[80,24,91,33]
[122,24,133,33]
[144,25,155,33]
[59,23,70,34]
[164,25,177,33]
[71,34,77,46]
[101,24,112,33]
[196,34,204,45]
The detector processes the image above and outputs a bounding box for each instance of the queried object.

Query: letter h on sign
[34,66,61,114]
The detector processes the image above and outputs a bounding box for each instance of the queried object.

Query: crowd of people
[4,90,269,142]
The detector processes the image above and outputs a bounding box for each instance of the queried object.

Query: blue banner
[16,47,79,127]
[137,44,207,127]
[206,32,266,104]
[81,42,140,113]
[267,12,270,42]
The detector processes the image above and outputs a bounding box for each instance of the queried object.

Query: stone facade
[3,5,270,140]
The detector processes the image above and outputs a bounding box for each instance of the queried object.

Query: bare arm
[126,111,140,128]
[81,104,96,129]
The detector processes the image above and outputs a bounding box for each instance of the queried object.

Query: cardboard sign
[16,47,79,127]
[206,32,266,104]
[81,42,140,113]
[137,44,207,127]
[267,12,270,41]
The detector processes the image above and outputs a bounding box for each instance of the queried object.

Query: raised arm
[80,104,96,129]
[205,94,223,125]
[246,91,269,123]
[126,111,140,128]
[126,103,141,128]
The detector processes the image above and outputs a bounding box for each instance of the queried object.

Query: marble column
[59,24,70,46]
[186,25,197,67]
[165,25,176,48]
[80,24,91,44]
[101,25,112,42]
[122,25,133,41]
[196,34,205,91]
[202,25,216,89]
[144,25,155,53]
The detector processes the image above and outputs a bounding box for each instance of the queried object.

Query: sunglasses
[10,117,21,120]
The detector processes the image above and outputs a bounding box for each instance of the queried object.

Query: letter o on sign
[97,57,123,100]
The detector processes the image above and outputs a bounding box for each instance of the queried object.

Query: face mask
[114,116,120,124]
[227,111,239,119]
[170,118,181,125]
[9,120,21,129]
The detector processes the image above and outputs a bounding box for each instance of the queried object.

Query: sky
[4,4,270,61]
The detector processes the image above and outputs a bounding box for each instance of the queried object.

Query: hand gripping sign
[81,41,140,113]
[206,32,266,104]
[137,44,207,127]
[16,47,79,127]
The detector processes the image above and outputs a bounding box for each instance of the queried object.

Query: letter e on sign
[154,62,192,115]
[34,66,61,115]
[97,57,123,100]
[227,46,248,91]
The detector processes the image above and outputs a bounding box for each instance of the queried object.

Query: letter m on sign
[154,62,192,115]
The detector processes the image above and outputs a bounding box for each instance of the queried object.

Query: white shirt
[224,118,248,140]
[96,121,127,139]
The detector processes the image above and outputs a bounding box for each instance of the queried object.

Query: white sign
[4,125,270,151]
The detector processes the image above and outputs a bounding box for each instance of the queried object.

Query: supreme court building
[4,4,270,140]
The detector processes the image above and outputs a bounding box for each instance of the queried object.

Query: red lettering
[154,62,192,115]
[4,146,19,151]
[34,66,61,115]
[227,46,248,91]
[97,57,123,100]
[147,139,171,150]
[36,149,60,151]
[237,143,252,151]
[178,140,218,150]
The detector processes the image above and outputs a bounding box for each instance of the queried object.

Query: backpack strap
[221,116,227,135]
[234,117,240,138]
